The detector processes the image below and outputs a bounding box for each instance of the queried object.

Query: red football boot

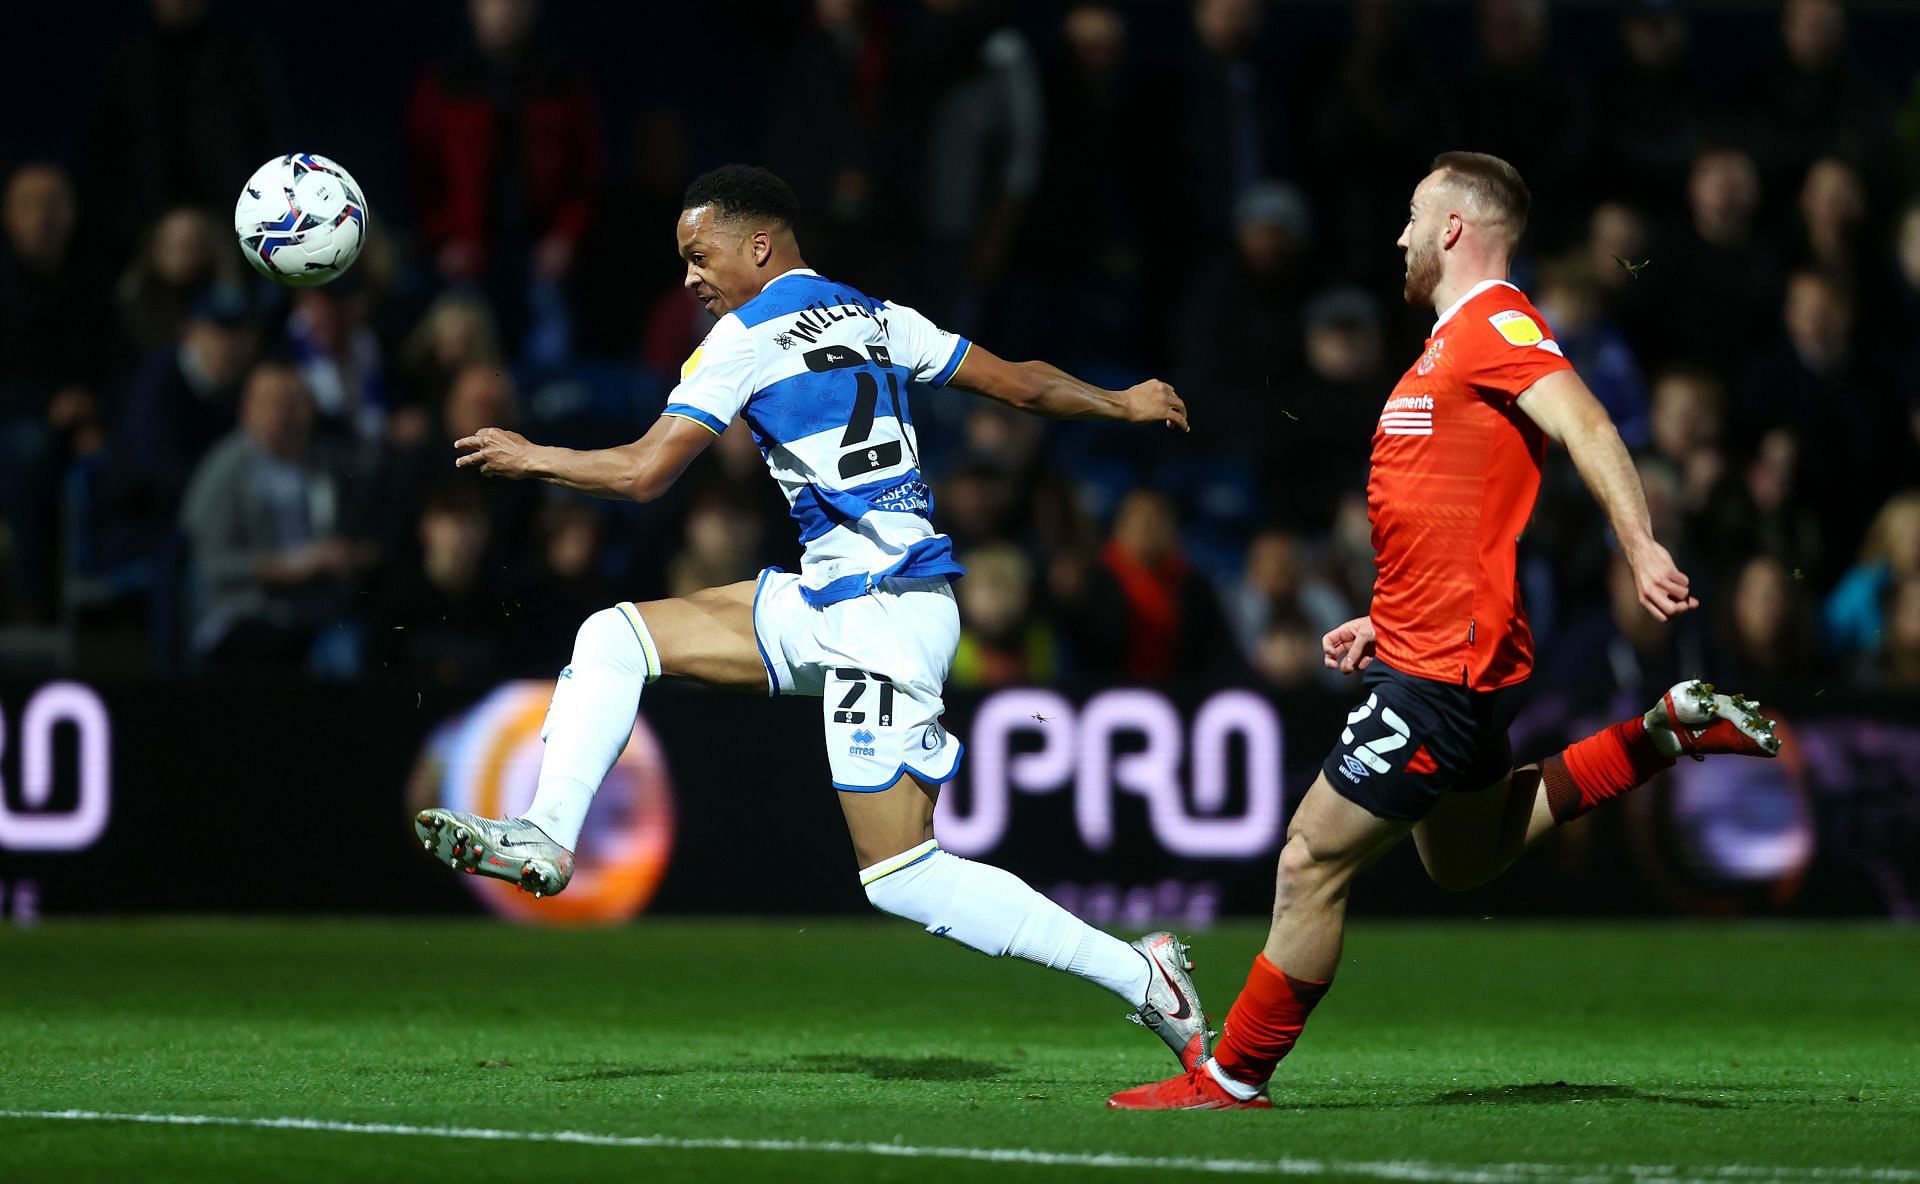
[1651,679,1783,761]
[1107,1063,1273,1111]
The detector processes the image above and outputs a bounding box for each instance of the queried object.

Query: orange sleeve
[1460,304,1575,404]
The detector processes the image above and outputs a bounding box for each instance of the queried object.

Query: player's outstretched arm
[948,345,1189,432]
[453,415,716,503]
[1517,370,1698,621]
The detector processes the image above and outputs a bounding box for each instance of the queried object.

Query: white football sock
[861,841,1153,1006]
[524,604,660,850]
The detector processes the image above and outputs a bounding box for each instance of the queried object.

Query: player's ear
[1443,212,1465,251]
[751,228,773,266]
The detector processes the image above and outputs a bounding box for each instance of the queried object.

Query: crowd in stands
[2,0,1918,697]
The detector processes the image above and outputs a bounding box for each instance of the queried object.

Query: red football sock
[1540,714,1675,823]
[1210,954,1330,1087]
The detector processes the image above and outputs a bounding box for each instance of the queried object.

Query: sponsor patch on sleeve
[1489,309,1545,346]
[679,345,705,381]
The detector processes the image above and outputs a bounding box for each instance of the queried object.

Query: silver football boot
[414,810,575,898]
[1127,931,1214,1071]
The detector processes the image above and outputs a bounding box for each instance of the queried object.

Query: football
[233,152,369,287]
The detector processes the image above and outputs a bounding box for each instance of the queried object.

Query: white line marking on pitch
[1,1109,1913,1184]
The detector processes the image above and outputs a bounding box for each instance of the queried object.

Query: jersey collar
[760,268,819,292]
[1431,278,1519,335]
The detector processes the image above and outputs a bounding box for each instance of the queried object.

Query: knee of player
[571,604,655,675]
[1276,831,1349,896]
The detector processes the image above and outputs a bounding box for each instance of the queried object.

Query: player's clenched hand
[1322,615,1377,674]
[454,427,538,479]
[1627,538,1698,622]
[1121,380,1189,432]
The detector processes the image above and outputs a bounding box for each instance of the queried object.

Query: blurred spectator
[506,498,616,670]
[1057,489,1236,680]
[1643,365,1726,519]
[381,363,538,568]
[368,482,503,685]
[1743,271,1882,535]
[572,110,692,359]
[1542,549,1708,712]
[1594,0,1702,207]
[764,1,889,285]
[933,459,1018,553]
[83,0,276,254]
[665,487,765,598]
[1583,200,1659,347]
[1824,490,1920,660]
[1698,428,1826,593]
[117,207,236,355]
[1457,0,1590,244]
[1719,554,1820,682]
[395,291,503,432]
[408,0,601,352]
[1875,575,1920,688]
[951,542,1059,689]
[1793,156,1869,280]
[1224,529,1352,689]
[178,363,372,668]
[1643,145,1782,383]
[1297,0,1455,292]
[1535,255,1649,449]
[1895,202,1920,403]
[1,164,98,402]
[1176,181,1317,434]
[285,279,387,457]
[1159,0,1285,239]
[1017,4,1149,365]
[94,285,257,570]
[0,163,101,616]
[1263,286,1385,534]
[1745,0,1895,196]
[891,0,1043,332]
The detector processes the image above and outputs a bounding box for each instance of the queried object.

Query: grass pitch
[0,919,1915,1183]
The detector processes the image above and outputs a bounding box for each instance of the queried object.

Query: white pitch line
[0,1109,1914,1184]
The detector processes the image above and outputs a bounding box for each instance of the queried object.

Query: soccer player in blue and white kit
[416,165,1213,1071]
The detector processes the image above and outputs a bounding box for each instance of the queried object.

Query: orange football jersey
[1366,280,1574,690]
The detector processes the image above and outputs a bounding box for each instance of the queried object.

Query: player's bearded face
[1402,229,1442,307]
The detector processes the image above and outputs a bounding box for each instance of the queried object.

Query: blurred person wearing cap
[1262,285,1388,535]
[1175,180,1320,447]
[92,284,259,572]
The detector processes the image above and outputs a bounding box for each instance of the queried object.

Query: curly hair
[681,164,800,230]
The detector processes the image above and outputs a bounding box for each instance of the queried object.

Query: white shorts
[751,568,963,792]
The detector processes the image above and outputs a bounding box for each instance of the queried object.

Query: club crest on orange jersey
[1416,337,1446,376]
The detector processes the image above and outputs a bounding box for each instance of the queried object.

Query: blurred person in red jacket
[408,0,601,352]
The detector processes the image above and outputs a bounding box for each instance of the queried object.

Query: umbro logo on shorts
[1341,754,1371,782]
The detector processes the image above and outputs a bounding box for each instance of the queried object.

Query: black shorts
[1320,662,1529,821]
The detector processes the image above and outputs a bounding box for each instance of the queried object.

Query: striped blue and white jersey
[661,269,972,607]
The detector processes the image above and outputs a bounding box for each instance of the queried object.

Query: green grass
[0,920,1916,1183]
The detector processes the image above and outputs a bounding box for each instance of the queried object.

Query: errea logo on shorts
[849,728,877,757]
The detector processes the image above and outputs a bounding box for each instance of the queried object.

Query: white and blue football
[233,153,369,287]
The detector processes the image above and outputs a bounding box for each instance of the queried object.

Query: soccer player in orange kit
[1109,153,1783,1110]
